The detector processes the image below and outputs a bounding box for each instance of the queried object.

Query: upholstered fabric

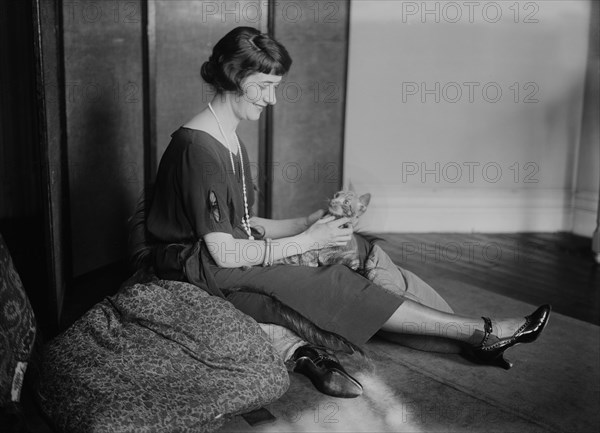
[0,233,36,407]
[37,275,289,433]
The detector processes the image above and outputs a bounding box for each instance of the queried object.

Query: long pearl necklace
[207,102,254,240]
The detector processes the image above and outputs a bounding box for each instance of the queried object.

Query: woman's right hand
[303,215,353,249]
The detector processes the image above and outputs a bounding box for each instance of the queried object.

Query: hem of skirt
[330,286,405,346]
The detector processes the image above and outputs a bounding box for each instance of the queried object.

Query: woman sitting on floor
[144,26,551,399]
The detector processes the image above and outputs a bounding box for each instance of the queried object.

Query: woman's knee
[401,269,453,313]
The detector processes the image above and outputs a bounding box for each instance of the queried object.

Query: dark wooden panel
[0,0,60,333]
[63,0,145,275]
[0,0,41,219]
[142,0,157,202]
[33,0,71,332]
[153,0,265,184]
[270,0,349,218]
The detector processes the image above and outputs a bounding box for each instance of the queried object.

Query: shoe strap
[480,316,493,345]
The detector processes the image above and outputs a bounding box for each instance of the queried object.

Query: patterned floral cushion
[37,276,289,433]
[0,234,37,407]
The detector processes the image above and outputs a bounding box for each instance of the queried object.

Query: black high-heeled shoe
[466,304,552,369]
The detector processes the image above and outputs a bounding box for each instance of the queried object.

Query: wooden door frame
[32,0,70,333]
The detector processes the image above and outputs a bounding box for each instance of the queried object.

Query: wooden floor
[60,232,600,332]
[379,232,600,325]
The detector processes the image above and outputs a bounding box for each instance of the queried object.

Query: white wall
[344,0,595,233]
[573,0,599,237]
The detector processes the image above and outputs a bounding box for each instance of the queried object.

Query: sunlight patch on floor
[259,371,423,432]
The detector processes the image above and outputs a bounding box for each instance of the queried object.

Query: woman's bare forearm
[204,231,315,268]
[250,216,308,239]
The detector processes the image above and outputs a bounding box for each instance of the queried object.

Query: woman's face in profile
[233,72,283,121]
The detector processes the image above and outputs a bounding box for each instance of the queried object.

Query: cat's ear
[359,193,371,207]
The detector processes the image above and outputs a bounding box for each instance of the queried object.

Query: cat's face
[328,190,371,224]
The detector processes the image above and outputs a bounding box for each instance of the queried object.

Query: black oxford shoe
[291,345,363,398]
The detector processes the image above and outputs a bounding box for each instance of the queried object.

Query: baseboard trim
[355,186,575,233]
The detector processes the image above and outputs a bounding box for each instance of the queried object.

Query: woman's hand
[304,215,353,249]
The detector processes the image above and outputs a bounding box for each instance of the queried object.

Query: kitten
[274,189,371,270]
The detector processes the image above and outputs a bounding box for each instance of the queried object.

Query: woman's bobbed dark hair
[201,27,292,94]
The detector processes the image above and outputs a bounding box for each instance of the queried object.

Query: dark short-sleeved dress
[147,127,404,346]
